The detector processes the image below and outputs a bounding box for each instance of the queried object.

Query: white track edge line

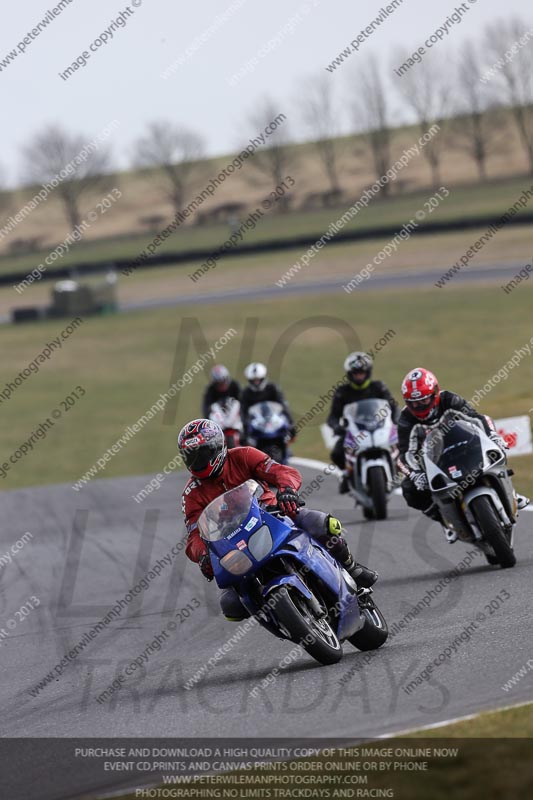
[375,697,533,739]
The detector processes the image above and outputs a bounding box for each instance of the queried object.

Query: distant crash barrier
[11,275,118,324]
[3,210,533,289]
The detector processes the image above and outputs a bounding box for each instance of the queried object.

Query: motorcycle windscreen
[425,421,483,481]
[343,398,389,431]
[197,479,264,541]
[248,401,287,433]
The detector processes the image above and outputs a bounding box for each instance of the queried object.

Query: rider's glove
[289,426,297,440]
[490,432,508,450]
[411,470,428,491]
[198,553,214,581]
[276,486,300,516]
[333,419,347,436]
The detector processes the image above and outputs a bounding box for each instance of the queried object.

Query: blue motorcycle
[246,401,292,464]
[197,479,388,665]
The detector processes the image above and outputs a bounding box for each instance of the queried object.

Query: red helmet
[177,419,227,479]
[401,368,440,420]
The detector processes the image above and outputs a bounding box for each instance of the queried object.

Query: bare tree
[22,126,114,230]
[351,56,393,195]
[393,52,450,186]
[449,43,509,180]
[299,75,341,193]
[484,17,533,174]
[246,99,295,211]
[135,122,206,215]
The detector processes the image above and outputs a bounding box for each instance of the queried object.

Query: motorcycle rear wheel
[470,495,516,569]
[269,586,343,665]
[225,433,238,449]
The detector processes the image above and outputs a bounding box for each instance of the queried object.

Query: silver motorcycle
[421,409,517,568]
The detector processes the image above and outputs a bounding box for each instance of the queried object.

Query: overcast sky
[1,0,530,186]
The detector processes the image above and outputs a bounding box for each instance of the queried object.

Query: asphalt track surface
[1,464,532,798]
[0,259,523,326]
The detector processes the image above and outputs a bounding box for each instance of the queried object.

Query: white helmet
[244,362,267,391]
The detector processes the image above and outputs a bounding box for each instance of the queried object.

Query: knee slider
[326,515,343,536]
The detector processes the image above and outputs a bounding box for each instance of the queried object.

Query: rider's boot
[515,492,530,510]
[423,502,442,523]
[344,556,379,587]
[326,516,378,588]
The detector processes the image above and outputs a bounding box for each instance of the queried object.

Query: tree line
[1,15,532,232]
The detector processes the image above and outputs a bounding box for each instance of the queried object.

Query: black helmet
[344,351,373,387]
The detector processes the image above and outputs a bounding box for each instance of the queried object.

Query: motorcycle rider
[240,362,297,441]
[328,352,400,493]
[398,367,529,535]
[179,418,377,620]
[201,365,241,418]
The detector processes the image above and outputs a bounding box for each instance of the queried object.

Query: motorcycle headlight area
[361,419,382,432]
[247,525,273,561]
[219,527,273,574]
[220,550,253,575]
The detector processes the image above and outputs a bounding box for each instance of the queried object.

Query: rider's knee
[219,588,249,621]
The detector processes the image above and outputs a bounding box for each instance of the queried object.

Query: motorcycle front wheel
[368,466,387,520]
[262,443,284,463]
[269,586,343,665]
[348,596,388,651]
[225,432,238,449]
[470,495,516,568]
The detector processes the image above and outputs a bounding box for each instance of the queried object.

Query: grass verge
[105,705,533,800]
[1,281,532,493]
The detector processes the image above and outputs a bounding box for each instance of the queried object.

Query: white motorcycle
[421,409,517,568]
[208,398,243,449]
[341,398,398,520]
